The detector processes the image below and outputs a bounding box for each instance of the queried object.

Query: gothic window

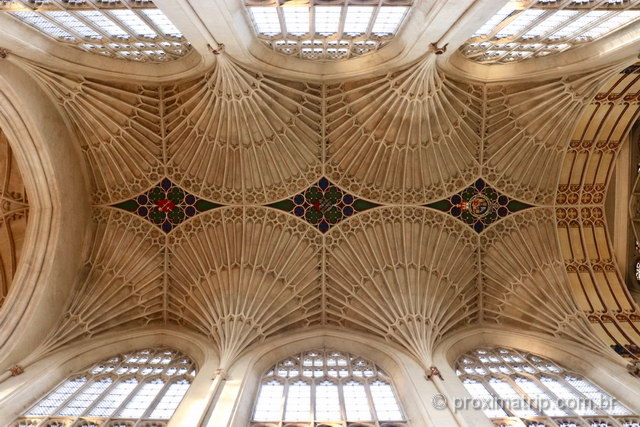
[456,347,638,426]
[251,348,406,425]
[459,0,640,64]
[15,347,196,427]
[0,0,190,62]
[244,0,412,61]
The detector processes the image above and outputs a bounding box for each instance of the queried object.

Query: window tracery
[0,0,190,62]
[15,348,196,427]
[460,0,640,64]
[251,348,406,426]
[244,0,412,61]
[456,347,639,426]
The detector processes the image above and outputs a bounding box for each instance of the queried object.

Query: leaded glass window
[460,0,640,64]
[456,347,639,426]
[251,348,407,425]
[16,347,196,426]
[244,0,412,61]
[0,0,190,62]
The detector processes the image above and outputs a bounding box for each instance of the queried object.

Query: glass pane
[284,380,311,421]
[26,378,87,416]
[77,11,128,37]
[87,378,138,417]
[10,12,74,39]
[117,378,165,418]
[45,11,101,38]
[541,376,598,416]
[343,380,371,421]
[141,9,182,36]
[461,379,508,418]
[344,6,373,34]
[283,7,309,35]
[565,376,631,416]
[315,6,341,35]
[57,377,112,416]
[514,377,566,416]
[489,378,537,417]
[371,6,408,35]
[109,10,155,37]
[249,7,281,35]
[253,380,284,421]
[149,379,191,419]
[315,380,340,421]
[370,380,403,421]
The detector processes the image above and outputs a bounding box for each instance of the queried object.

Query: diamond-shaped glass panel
[425,179,531,233]
[269,177,378,233]
[112,178,221,233]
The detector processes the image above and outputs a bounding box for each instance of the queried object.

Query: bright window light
[109,10,155,38]
[284,380,311,421]
[315,6,341,34]
[245,1,412,61]
[473,3,515,37]
[142,9,182,36]
[249,7,280,35]
[45,11,101,38]
[496,9,545,38]
[78,11,128,37]
[283,7,309,35]
[7,1,190,62]
[372,6,408,35]
[461,0,640,63]
[344,6,373,34]
[523,10,577,38]
[10,11,74,39]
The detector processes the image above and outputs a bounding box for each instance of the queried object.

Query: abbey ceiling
[0,0,640,374]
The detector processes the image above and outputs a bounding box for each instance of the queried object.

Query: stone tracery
[7,47,640,399]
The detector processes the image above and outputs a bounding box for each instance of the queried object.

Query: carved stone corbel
[208,43,225,55]
[9,365,24,376]
[426,366,444,381]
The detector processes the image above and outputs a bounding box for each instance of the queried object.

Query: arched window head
[455,347,637,425]
[15,347,196,426]
[251,348,406,425]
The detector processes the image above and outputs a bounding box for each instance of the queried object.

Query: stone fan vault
[13,52,640,376]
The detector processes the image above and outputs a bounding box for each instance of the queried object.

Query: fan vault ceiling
[7,47,640,373]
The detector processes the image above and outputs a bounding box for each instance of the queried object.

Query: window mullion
[363,379,378,424]
[141,377,171,419]
[310,377,316,423]
[282,378,290,422]
[557,374,604,416]
[49,377,90,417]
[79,376,118,417]
[337,378,347,423]
[532,374,578,417]
[483,377,516,418]
[111,377,145,418]
[504,375,542,416]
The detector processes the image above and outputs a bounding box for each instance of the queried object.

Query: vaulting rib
[324,206,480,368]
[557,67,640,357]
[325,57,483,205]
[481,208,608,353]
[166,207,323,369]
[22,62,163,205]
[164,56,323,205]
[38,208,165,356]
[482,64,623,205]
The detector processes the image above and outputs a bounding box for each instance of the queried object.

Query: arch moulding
[0,58,89,373]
